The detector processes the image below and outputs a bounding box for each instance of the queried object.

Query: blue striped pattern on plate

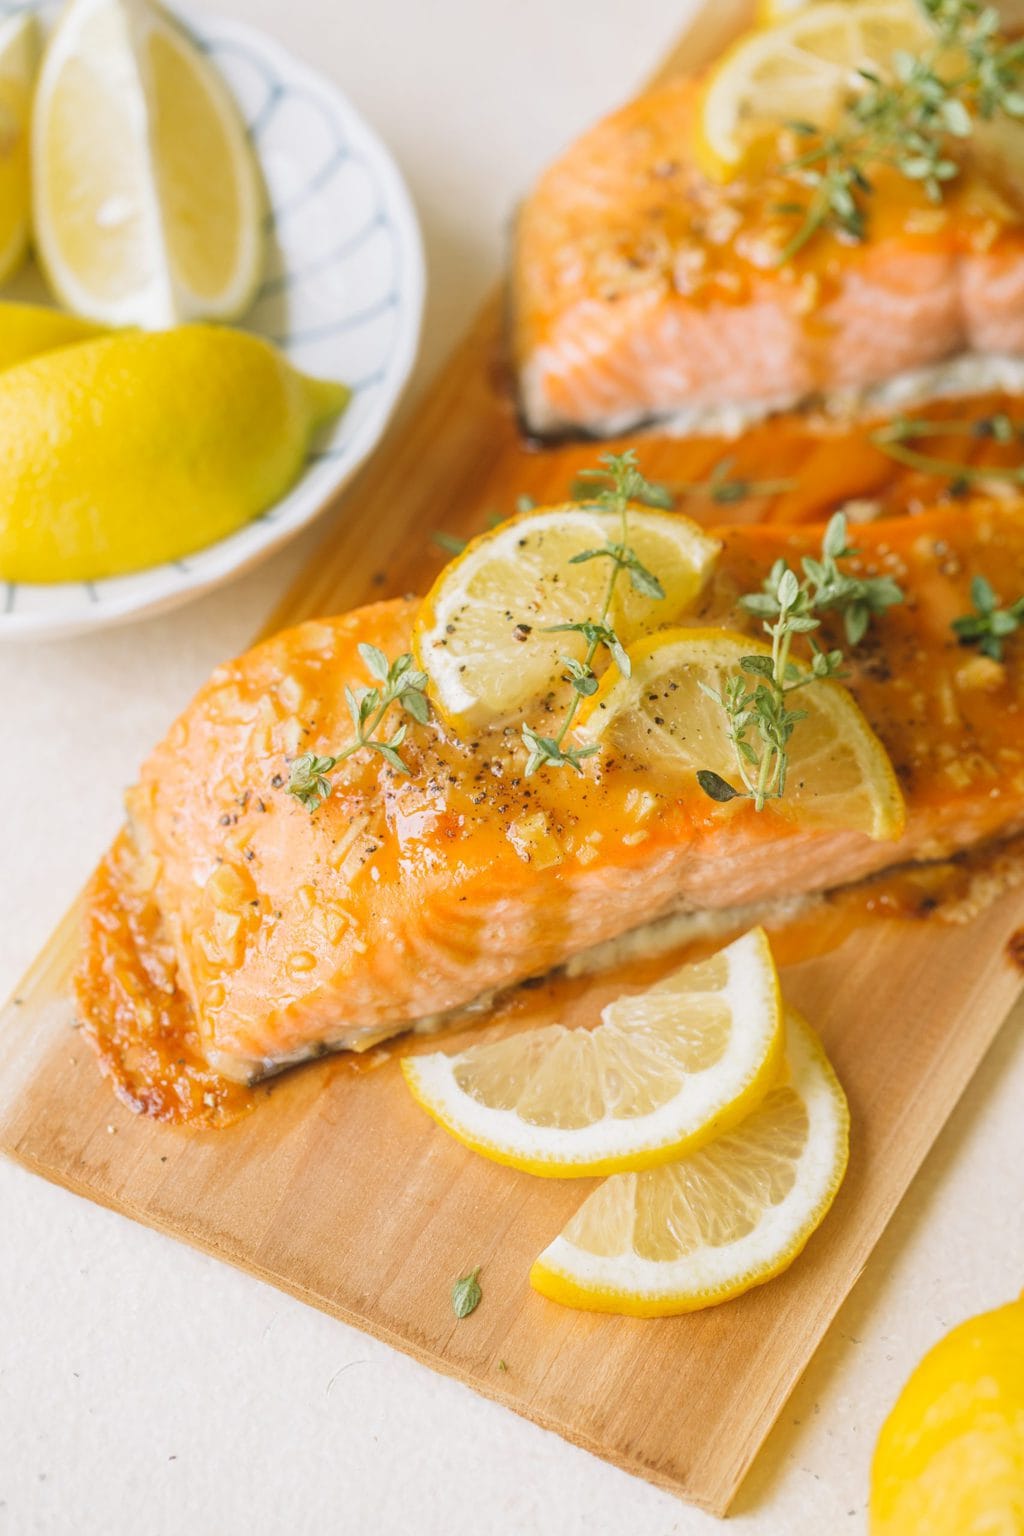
[0,1,424,640]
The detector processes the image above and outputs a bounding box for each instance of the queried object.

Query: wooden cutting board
[4,0,1024,1516]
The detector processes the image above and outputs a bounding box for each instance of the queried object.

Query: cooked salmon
[89,502,1024,1086]
[513,76,1024,439]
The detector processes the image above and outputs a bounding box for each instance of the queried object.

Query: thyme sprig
[567,472,673,508]
[287,646,429,811]
[871,411,1024,486]
[778,0,1024,262]
[522,451,667,776]
[952,573,1024,658]
[697,513,904,808]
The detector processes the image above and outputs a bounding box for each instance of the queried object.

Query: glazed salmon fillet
[105,502,1024,1083]
[513,76,1024,439]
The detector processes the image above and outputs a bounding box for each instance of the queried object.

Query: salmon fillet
[112,503,1024,1083]
[513,77,1024,439]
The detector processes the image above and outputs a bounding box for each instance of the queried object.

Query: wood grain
[3,0,1024,1516]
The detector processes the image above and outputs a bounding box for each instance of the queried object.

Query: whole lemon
[870,1293,1024,1535]
[0,325,349,582]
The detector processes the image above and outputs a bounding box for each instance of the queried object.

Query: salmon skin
[513,76,1024,440]
[102,502,1024,1084]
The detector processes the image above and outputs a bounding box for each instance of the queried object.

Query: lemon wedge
[0,326,348,582]
[0,10,38,286]
[577,627,906,840]
[402,929,784,1178]
[414,504,720,729]
[870,1292,1024,1535]
[0,300,108,373]
[32,0,262,326]
[694,0,932,180]
[530,1008,849,1316]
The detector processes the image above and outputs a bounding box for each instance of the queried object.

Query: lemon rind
[401,928,784,1177]
[577,626,907,842]
[529,1008,849,1315]
[413,502,721,731]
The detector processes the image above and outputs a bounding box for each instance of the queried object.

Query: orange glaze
[531,392,1024,533]
[75,501,1024,1095]
[513,76,1024,436]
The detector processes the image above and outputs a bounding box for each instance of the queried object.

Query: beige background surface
[2,2,1023,1532]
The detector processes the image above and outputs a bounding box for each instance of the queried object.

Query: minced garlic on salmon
[79,502,1024,1087]
[513,76,1024,438]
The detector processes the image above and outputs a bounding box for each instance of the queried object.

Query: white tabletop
[3,3,1023,1531]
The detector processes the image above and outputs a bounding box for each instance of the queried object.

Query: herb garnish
[571,459,795,508]
[286,646,430,811]
[777,0,1024,262]
[567,471,674,509]
[951,573,1024,658]
[432,498,537,556]
[697,513,904,809]
[432,530,468,556]
[871,411,1024,486]
[522,451,667,776]
[676,456,798,505]
[452,1267,483,1319]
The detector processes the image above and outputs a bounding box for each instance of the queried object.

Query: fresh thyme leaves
[778,0,1024,262]
[432,529,468,555]
[452,1267,482,1319]
[432,497,536,555]
[521,450,668,776]
[676,456,797,505]
[951,573,1024,658]
[568,472,674,509]
[871,412,1024,485]
[570,459,795,509]
[286,646,430,811]
[697,512,904,808]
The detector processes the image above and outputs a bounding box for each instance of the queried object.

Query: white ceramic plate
[0,1,424,641]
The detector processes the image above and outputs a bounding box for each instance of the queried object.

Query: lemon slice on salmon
[530,1007,849,1316]
[577,627,906,840]
[694,0,932,180]
[403,929,783,1177]
[414,505,720,729]
[0,11,38,286]
[32,0,262,326]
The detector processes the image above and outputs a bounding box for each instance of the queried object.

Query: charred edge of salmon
[227,832,1024,1087]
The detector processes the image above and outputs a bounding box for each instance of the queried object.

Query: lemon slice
[577,627,906,840]
[402,928,783,1177]
[695,0,932,180]
[32,0,262,326]
[0,11,38,286]
[530,1008,849,1316]
[414,504,720,729]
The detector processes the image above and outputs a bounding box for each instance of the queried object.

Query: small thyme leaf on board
[871,412,1024,485]
[521,451,668,778]
[286,650,430,811]
[951,573,1024,659]
[775,0,1024,262]
[452,1267,483,1319]
[697,512,904,810]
